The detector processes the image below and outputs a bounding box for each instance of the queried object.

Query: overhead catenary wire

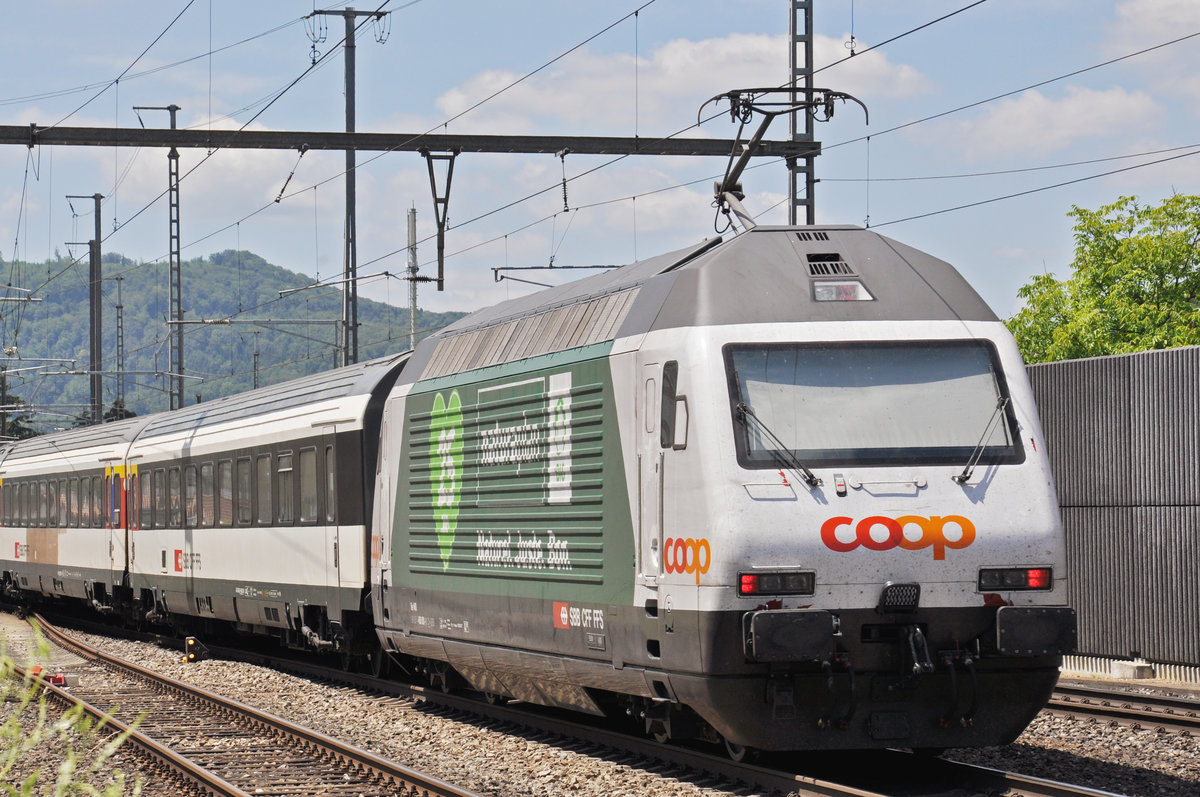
[46,0,198,131]
[9,4,1185,417]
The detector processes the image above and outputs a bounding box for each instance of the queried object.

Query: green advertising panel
[396,348,634,603]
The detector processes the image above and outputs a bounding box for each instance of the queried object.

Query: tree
[1007,194,1200,363]
[103,400,136,423]
[0,381,37,441]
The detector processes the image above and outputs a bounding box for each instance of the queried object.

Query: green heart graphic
[430,391,463,572]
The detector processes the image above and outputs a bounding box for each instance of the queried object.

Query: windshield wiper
[735,401,821,488]
[952,395,1010,484]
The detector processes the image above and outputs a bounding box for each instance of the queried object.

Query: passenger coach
[0,353,408,659]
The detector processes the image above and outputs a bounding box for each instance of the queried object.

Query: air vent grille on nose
[877,582,921,613]
[806,252,855,277]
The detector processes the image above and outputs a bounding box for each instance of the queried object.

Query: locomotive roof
[403,226,996,382]
[647,225,997,329]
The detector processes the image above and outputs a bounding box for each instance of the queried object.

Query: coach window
[153,469,166,529]
[39,482,48,526]
[101,475,109,527]
[200,463,215,527]
[93,476,103,528]
[299,448,317,524]
[184,465,198,527]
[168,468,182,527]
[324,445,336,524]
[217,460,233,527]
[140,471,152,529]
[277,452,294,524]
[48,481,58,526]
[237,457,252,525]
[256,455,272,525]
[59,480,68,527]
[81,479,93,527]
[67,479,77,527]
[128,473,138,530]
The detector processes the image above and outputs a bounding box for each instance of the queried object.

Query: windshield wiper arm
[952,395,1010,484]
[736,401,821,488]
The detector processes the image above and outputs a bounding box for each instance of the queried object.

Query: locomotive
[0,223,1076,754]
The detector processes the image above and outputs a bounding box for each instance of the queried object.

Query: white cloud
[1114,0,1200,40]
[941,86,1163,159]
[1108,0,1200,106]
[431,33,929,137]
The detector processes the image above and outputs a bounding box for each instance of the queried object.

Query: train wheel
[723,738,752,763]
[429,661,453,693]
[369,647,390,679]
[484,692,509,705]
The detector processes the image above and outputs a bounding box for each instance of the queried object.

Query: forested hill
[1,250,465,431]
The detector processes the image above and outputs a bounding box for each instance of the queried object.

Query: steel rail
[32,614,483,797]
[1050,684,1200,736]
[198,638,1121,797]
[13,660,250,797]
[31,613,1131,797]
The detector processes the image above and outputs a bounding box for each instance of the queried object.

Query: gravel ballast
[4,614,1199,796]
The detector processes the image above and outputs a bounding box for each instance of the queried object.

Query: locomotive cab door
[637,363,664,587]
[370,419,393,628]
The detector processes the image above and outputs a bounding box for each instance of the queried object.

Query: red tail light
[978,567,1053,591]
[738,570,815,596]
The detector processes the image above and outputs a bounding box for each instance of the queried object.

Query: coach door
[638,363,663,586]
[105,467,127,596]
[308,438,341,620]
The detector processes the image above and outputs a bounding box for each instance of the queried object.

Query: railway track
[28,613,1140,797]
[28,613,483,797]
[1049,683,1200,737]
[147,630,1121,797]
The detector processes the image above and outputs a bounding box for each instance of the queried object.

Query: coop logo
[820,515,975,561]
[429,390,464,572]
[664,537,712,584]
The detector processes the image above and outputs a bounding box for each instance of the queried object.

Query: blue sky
[1,0,1196,321]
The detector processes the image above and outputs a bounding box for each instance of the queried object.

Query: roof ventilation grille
[796,231,830,242]
[806,252,855,277]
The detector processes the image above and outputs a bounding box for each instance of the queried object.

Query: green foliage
[0,628,140,796]
[1008,195,1200,363]
[1,250,465,432]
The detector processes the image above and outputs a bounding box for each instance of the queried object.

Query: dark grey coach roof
[2,352,410,465]
[0,413,151,465]
[137,351,409,439]
[402,226,996,383]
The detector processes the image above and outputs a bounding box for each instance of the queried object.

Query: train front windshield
[725,340,1023,469]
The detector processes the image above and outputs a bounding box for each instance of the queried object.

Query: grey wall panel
[1065,505,1200,664]
[1129,347,1200,506]
[1032,347,1200,665]
[1029,355,1134,508]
